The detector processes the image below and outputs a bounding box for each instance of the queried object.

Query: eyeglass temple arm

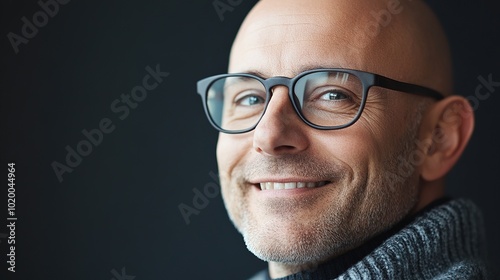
[374,75,445,100]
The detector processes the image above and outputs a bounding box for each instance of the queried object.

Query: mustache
[239,154,347,181]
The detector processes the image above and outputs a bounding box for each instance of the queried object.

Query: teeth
[259,181,328,190]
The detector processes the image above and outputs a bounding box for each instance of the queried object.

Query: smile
[259,181,329,190]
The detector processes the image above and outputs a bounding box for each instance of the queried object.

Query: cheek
[216,133,253,177]
[216,134,246,228]
[312,127,381,176]
[216,136,229,175]
[339,99,413,175]
[216,133,253,215]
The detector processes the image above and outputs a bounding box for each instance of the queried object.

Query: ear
[419,96,474,181]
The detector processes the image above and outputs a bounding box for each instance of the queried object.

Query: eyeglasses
[197,69,444,134]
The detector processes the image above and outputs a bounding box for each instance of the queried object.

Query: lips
[259,181,329,190]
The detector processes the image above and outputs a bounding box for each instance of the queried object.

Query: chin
[241,216,352,265]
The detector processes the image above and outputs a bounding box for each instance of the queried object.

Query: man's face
[216,0,430,264]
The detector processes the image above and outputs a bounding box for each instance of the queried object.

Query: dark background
[1,0,498,279]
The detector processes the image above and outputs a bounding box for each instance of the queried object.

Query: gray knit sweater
[249,199,488,280]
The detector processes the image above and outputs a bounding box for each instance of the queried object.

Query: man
[197,0,488,278]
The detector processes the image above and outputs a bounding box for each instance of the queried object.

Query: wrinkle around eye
[356,90,388,135]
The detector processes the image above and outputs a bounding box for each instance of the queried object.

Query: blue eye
[320,91,348,101]
[236,95,265,106]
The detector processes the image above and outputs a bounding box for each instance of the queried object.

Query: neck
[268,262,317,279]
[413,179,445,213]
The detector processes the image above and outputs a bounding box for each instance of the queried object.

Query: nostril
[270,145,299,155]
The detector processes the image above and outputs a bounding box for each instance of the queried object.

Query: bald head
[230,0,452,94]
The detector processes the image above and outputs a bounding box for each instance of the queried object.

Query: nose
[253,86,309,156]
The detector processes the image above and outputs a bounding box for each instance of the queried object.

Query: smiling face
[216,0,452,274]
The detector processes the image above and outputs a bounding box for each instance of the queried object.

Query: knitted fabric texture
[248,199,487,280]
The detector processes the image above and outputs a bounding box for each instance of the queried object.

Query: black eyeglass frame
[197,68,444,134]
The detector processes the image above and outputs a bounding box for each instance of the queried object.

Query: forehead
[228,1,386,77]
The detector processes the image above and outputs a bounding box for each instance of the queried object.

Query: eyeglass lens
[206,71,364,131]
